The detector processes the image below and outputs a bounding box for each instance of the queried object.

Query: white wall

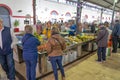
[0,0,113,30]
[36,0,112,23]
[0,0,33,30]
[36,0,77,22]
[82,7,112,23]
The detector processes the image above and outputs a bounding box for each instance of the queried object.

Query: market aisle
[64,50,120,80]
[42,49,120,80]
[0,49,120,80]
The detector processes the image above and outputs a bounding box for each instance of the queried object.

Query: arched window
[0,4,12,15]
[50,10,59,22]
[65,12,71,17]
[0,4,12,27]
[50,10,58,15]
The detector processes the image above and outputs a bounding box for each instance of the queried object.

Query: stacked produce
[34,32,47,44]
[76,34,95,42]
[65,34,95,46]
[34,32,95,51]
[65,36,82,44]
[34,32,47,52]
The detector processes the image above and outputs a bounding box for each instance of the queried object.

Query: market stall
[13,31,97,76]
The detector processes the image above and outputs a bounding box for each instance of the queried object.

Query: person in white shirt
[0,18,17,80]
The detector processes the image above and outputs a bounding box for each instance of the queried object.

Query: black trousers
[97,47,106,61]
[112,37,118,52]
[118,38,120,48]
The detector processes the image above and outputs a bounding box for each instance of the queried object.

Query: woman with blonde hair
[45,27,66,80]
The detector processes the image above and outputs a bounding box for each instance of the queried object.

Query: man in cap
[112,20,120,53]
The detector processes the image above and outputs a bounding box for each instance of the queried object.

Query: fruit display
[65,39,73,46]
[65,36,82,44]
[34,31,95,51]
[60,31,69,36]
[34,32,47,44]
[64,33,95,46]
[76,34,95,42]
[37,44,46,52]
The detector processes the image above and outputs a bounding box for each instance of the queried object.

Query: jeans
[25,59,37,80]
[49,56,65,80]
[97,47,106,61]
[0,53,15,80]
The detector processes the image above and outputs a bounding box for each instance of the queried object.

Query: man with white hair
[0,18,17,80]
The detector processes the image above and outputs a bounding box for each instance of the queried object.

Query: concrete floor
[0,49,120,80]
[65,53,120,80]
[41,49,120,80]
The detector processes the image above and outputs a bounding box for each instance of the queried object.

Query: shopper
[45,27,66,80]
[104,21,112,56]
[69,20,77,36]
[90,21,97,33]
[96,23,109,62]
[36,20,43,35]
[0,18,17,80]
[112,20,120,53]
[42,21,52,39]
[22,25,40,80]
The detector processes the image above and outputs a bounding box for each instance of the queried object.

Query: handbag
[52,37,64,50]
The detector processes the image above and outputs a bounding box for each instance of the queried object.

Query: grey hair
[24,25,33,33]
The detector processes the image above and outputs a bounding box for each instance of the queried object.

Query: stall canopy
[68,0,120,11]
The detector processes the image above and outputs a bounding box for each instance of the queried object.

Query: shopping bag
[106,47,111,56]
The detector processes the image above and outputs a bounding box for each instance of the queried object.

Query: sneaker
[102,60,106,63]
[112,50,117,53]
[62,76,65,80]
[96,60,102,63]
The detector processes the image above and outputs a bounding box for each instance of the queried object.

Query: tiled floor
[0,49,120,80]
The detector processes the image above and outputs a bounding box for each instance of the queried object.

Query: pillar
[33,0,36,25]
[111,0,118,24]
[100,8,103,23]
[76,0,83,34]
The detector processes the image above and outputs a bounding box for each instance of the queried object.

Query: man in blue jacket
[112,20,120,53]
[0,18,17,80]
[69,21,77,36]
[22,25,40,80]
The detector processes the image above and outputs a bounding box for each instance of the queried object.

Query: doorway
[0,6,11,27]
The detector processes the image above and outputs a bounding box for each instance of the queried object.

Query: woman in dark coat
[22,25,40,80]
[96,23,109,62]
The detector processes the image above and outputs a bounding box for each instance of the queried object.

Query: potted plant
[14,19,20,32]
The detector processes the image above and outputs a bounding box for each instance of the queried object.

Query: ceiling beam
[84,0,119,11]
[67,0,120,11]
[66,0,77,3]
[84,0,110,8]
[103,0,120,9]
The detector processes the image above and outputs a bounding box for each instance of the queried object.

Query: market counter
[13,39,97,75]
